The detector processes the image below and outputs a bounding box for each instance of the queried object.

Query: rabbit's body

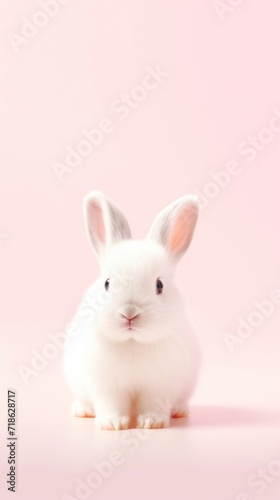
[63,193,201,429]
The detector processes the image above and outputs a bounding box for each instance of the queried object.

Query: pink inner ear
[169,207,196,255]
[169,211,187,254]
[91,202,106,245]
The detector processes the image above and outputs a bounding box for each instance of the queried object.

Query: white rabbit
[63,191,201,430]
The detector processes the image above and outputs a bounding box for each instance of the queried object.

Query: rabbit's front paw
[171,405,189,418]
[71,399,95,418]
[137,413,168,429]
[96,415,129,430]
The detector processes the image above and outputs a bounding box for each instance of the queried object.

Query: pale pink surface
[1,1,280,499]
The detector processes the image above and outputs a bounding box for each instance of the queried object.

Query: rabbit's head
[84,191,199,344]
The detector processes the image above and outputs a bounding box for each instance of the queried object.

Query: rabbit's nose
[119,304,140,320]
[120,312,139,321]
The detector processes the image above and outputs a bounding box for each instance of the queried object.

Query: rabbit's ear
[84,191,132,259]
[147,195,199,261]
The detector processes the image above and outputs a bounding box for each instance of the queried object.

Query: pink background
[1,1,280,499]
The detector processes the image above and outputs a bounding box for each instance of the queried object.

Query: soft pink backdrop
[1,1,280,499]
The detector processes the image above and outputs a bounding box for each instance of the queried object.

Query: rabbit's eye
[104,278,110,291]
[156,278,163,294]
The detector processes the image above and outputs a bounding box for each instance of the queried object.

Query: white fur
[63,192,201,430]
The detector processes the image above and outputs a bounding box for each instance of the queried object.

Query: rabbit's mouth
[126,322,137,332]
[125,322,140,334]
[120,313,140,331]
